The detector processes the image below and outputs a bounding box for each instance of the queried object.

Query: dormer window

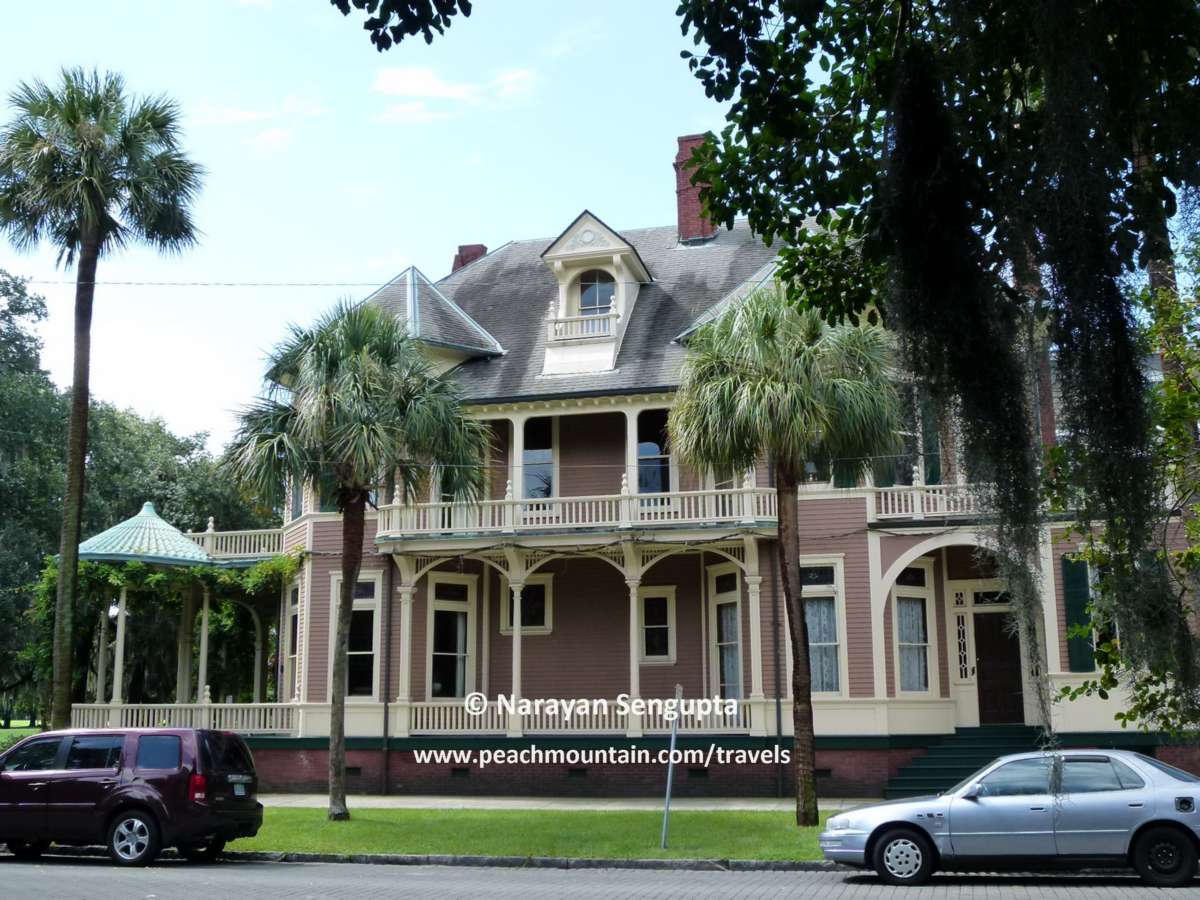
[579,269,615,317]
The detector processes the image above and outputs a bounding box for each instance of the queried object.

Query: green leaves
[229,300,488,513]
[670,282,900,485]
[0,67,202,263]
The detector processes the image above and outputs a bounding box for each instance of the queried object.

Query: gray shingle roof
[367,267,503,355]
[433,220,777,404]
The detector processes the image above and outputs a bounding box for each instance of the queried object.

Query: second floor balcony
[375,481,983,540]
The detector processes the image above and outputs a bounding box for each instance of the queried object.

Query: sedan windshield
[943,763,993,796]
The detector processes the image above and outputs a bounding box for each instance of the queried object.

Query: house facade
[73,136,1180,796]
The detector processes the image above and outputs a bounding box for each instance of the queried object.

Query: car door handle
[1029,806,1046,811]
[1129,802,1144,808]
[96,778,118,786]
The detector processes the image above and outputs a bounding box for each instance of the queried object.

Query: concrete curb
[36,844,841,873]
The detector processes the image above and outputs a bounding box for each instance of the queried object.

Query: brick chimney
[452,243,487,272]
[674,134,717,243]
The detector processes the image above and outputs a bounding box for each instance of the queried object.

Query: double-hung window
[330,576,379,699]
[639,587,676,664]
[799,564,842,693]
[895,565,932,693]
[501,575,553,635]
[523,417,555,500]
[637,410,671,495]
[428,576,476,699]
[285,584,300,700]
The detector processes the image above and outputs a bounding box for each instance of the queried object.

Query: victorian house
[73,136,1171,796]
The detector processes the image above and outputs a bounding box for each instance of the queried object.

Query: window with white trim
[284,583,300,701]
[329,575,381,700]
[709,566,742,700]
[639,586,676,664]
[799,565,841,693]
[500,575,553,635]
[894,565,932,693]
[427,575,476,699]
[523,417,555,500]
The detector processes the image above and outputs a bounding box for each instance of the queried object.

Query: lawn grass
[0,724,38,753]
[238,808,826,861]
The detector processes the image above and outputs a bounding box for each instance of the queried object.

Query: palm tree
[229,301,488,820]
[0,69,203,728]
[670,284,900,826]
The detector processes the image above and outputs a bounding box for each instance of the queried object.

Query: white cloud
[373,67,479,102]
[371,66,538,124]
[247,127,293,153]
[372,101,451,125]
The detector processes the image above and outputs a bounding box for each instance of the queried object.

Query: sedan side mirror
[962,783,982,800]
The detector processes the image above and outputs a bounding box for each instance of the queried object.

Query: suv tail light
[190,773,207,804]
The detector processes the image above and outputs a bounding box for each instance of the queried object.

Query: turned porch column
[744,536,767,735]
[95,603,109,703]
[175,588,196,704]
[623,408,639,495]
[510,414,526,500]
[626,579,643,738]
[196,586,211,702]
[110,587,128,704]
[507,581,523,737]
[394,582,416,736]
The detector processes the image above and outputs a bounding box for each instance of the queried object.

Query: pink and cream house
[74,137,1161,795]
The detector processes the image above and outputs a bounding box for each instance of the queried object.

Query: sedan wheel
[1134,826,1198,887]
[873,828,935,886]
[107,812,161,867]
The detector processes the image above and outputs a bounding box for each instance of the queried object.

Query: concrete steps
[883,725,1045,799]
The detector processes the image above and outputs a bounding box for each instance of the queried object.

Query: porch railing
[377,486,778,537]
[874,483,980,520]
[405,699,753,735]
[70,702,296,734]
[186,527,283,560]
[548,312,620,341]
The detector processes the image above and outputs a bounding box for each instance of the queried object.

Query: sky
[0,0,729,451]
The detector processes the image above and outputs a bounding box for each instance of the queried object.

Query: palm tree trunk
[328,491,366,820]
[50,236,99,730]
[776,467,819,826]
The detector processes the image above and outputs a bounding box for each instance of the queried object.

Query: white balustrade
[186,528,283,559]
[547,312,620,341]
[875,484,980,520]
[70,702,296,734]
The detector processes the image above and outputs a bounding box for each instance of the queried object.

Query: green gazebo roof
[78,501,210,567]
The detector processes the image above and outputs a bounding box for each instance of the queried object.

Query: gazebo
[79,501,268,708]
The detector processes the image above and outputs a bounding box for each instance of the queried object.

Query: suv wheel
[1133,825,1198,887]
[180,839,226,863]
[873,827,935,886]
[107,811,161,867]
[7,840,49,861]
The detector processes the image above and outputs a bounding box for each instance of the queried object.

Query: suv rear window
[66,734,123,769]
[136,734,181,770]
[200,731,254,772]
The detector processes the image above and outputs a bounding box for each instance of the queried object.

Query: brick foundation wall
[251,744,926,798]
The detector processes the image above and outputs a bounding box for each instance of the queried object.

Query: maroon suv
[0,728,263,865]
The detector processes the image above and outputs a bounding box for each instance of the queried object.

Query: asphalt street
[6,855,1200,899]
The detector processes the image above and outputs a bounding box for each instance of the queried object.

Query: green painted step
[881,725,1047,800]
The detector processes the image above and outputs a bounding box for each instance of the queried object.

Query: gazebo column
[95,603,110,703]
[250,606,265,703]
[175,588,196,703]
[196,585,211,702]
[110,587,128,705]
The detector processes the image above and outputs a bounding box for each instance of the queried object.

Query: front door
[974,612,1023,724]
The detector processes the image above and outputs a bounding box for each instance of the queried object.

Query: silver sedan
[819,749,1200,886]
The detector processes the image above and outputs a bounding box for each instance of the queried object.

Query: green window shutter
[1061,557,1094,672]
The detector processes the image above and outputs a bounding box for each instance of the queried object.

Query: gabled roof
[79,502,210,567]
[541,210,652,282]
[674,258,780,341]
[366,266,503,356]
[433,219,778,404]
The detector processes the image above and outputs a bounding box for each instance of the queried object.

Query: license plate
[233,783,246,797]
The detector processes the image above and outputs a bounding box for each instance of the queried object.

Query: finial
[202,684,212,704]
[206,516,215,533]
[504,479,514,501]
[620,473,629,495]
